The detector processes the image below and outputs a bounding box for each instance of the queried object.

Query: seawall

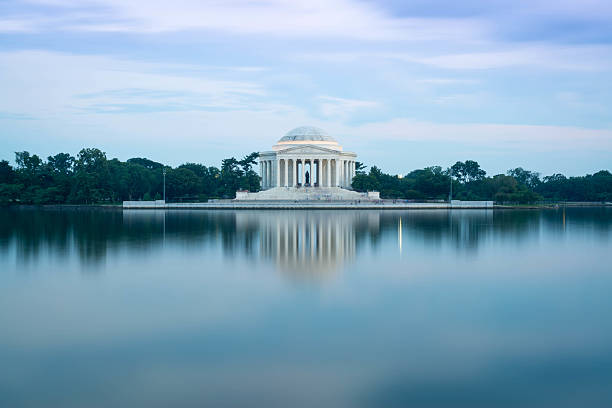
[122,200,495,210]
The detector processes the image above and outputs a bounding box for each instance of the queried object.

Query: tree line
[0,149,610,204]
[0,148,260,205]
[352,160,612,203]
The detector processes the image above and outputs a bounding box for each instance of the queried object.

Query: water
[1,208,611,407]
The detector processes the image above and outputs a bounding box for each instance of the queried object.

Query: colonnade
[259,157,356,189]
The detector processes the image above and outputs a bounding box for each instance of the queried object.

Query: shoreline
[4,202,610,211]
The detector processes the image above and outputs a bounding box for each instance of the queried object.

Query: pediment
[277,144,341,155]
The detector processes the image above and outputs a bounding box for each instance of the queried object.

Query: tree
[452,160,486,183]
[0,160,15,184]
[127,157,164,170]
[507,167,540,189]
[48,153,75,175]
[355,161,367,175]
[351,174,380,192]
[70,148,111,203]
[404,166,450,199]
[15,151,42,174]
[14,151,43,186]
[220,157,243,198]
[0,183,22,205]
[238,152,259,173]
[166,168,199,200]
[179,163,208,178]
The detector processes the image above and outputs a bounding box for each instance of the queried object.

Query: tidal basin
[1,208,612,407]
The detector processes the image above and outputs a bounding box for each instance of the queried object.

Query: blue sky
[1,0,611,176]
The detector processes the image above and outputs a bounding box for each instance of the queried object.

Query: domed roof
[279,126,337,143]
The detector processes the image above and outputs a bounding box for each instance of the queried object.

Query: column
[348,161,353,187]
[300,158,305,187]
[284,159,288,187]
[259,161,263,188]
[348,161,352,185]
[276,159,280,188]
[347,161,350,186]
[267,160,271,188]
[262,161,267,188]
[293,159,298,187]
[326,159,331,187]
[335,159,340,187]
[345,160,349,187]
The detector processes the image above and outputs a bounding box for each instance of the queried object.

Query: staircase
[236,187,369,201]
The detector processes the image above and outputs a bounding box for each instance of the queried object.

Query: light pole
[449,167,453,203]
[163,168,166,202]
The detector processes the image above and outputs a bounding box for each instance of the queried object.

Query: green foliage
[0,160,16,184]
[535,170,612,202]
[0,183,23,205]
[127,157,163,170]
[355,161,367,175]
[351,174,380,192]
[352,165,450,199]
[47,153,75,175]
[507,167,541,189]
[68,148,112,204]
[1,148,263,204]
[351,159,610,203]
[451,160,486,183]
[1,151,609,205]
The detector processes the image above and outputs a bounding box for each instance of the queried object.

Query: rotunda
[259,126,357,190]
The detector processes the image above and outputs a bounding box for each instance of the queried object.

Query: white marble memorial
[238,126,372,201]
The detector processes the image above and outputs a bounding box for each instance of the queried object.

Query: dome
[278,126,337,143]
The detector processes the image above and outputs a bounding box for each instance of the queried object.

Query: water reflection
[0,208,611,273]
[2,207,612,408]
[246,211,360,278]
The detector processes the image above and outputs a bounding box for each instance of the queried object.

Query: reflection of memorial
[236,212,376,278]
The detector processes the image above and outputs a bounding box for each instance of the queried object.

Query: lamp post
[163,168,166,202]
[449,167,453,203]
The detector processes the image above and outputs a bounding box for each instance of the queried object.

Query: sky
[1,0,611,176]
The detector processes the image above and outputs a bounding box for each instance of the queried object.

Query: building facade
[258,126,357,189]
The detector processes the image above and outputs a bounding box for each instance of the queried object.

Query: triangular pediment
[277,144,341,155]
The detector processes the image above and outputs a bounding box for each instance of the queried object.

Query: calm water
[1,208,612,407]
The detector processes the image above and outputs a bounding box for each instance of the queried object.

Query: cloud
[296,44,612,71]
[415,78,479,85]
[15,0,486,42]
[337,118,612,152]
[413,46,612,70]
[2,1,612,176]
[318,96,380,118]
[0,18,39,32]
[0,50,270,116]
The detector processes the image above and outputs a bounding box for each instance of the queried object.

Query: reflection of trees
[0,208,122,264]
[1,208,610,269]
[379,210,523,252]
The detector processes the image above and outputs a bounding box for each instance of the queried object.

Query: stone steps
[236,187,368,201]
